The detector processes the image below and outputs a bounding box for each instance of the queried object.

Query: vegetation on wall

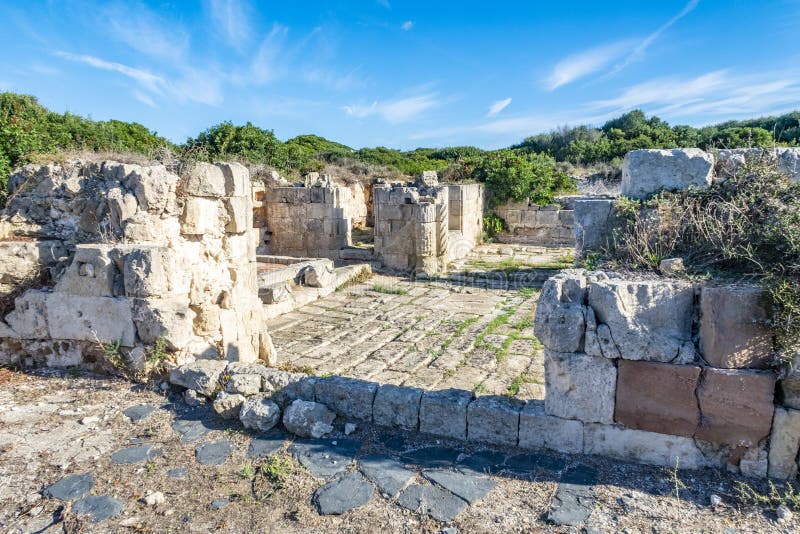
[2,90,799,209]
[601,159,800,361]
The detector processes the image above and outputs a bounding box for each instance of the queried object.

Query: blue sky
[1,0,799,149]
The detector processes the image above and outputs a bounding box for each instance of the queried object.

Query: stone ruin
[0,160,274,370]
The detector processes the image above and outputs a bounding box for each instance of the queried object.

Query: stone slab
[504,453,566,474]
[419,388,474,440]
[614,360,701,438]
[169,360,228,397]
[422,469,496,504]
[466,395,523,447]
[247,432,290,459]
[547,465,598,526]
[111,444,161,464]
[373,384,423,430]
[767,407,800,479]
[289,438,362,479]
[314,472,374,515]
[457,450,507,476]
[172,418,213,444]
[695,368,775,448]
[72,495,125,522]
[314,376,378,421]
[545,350,616,424]
[195,440,235,465]
[123,404,156,422]
[42,473,94,501]
[359,454,416,498]
[46,293,136,347]
[401,446,461,469]
[396,484,468,523]
[519,401,584,454]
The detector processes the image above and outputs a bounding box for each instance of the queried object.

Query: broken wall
[493,200,573,247]
[446,183,484,260]
[0,160,275,371]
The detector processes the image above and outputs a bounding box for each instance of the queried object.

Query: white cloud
[590,69,729,110]
[133,90,156,108]
[208,0,251,47]
[55,51,223,106]
[243,23,289,85]
[545,40,632,90]
[101,2,189,62]
[343,93,440,123]
[401,21,414,31]
[487,97,512,117]
[303,67,364,91]
[608,0,700,76]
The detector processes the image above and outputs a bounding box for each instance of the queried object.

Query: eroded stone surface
[422,469,496,504]
[622,148,714,199]
[767,407,800,479]
[419,389,474,440]
[282,400,336,438]
[466,395,523,446]
[289,438,362,479]
[42,473,94,501]
[314,473,374,515]
[519,401,583,454]
[72,495,125,522]
[239,395,281,432]
[359,454,416,498]
[396,484,468,523]
[545,350,616,424]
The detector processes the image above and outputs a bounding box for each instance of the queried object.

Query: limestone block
[223,233,253,264]
[418,170,439,187]
[536,210,559,227]
[122,246,170,298]
[132,298,195,351]
[699,285,772,369]
[181,197,222,235]
[587,276,694,363]
[183,163,227,197]
[219,162,251,197]
[124,165,177,214]
[224,197,253,234]
[621,149,714,199]
[46,293,136,347]
[219,308,259,363]
[573,198,616,255]
[419,388,474,440]
[122,212,180,243]
[372,384,423,430]
[106,187,138,231]
[0,240,65,292]
[314,376,377,421]
[533,271,588,353]
[467,395,523,446]
[518,401,584,454]
[739,447,768,478]
[5,290,49,338]
[767,407,800,479]
[282,400,336,438]
[584,423,716,470]
[239,394,281,432]
[716,147,800,183]
[169,359,227,397]
[213,391,246,419]
[304,264,334,288]
[614,360,700,437]
[225,373,262,395]
[695,368,775,448]
[545,350,616,424]
[55,245,119,297]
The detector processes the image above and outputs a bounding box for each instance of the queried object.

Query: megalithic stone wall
[532,269,795,479]
[0,160,275,372]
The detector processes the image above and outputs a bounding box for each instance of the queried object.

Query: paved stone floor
[268,244,574,399]
[0,370,791,533]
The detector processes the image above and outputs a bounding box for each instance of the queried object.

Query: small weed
[473,383,487,394]
[240,462,255,479]
[252,454,294,500]
[736,480,800,510]
[666,458,687,500]
[506,373,536,396]
[370,284,408,295]
[518,287,535,298]
[145,461,157,473]
[335,268,373,291]
[146,336,169,372]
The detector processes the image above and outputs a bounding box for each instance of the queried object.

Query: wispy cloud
[344,92,440,123]
[545,40,632,90]
[607,0,700,76]
[242,23,289,85]
[55,51,165,93]
[487,97,512,117]
[401,20,414,31]
[101,2,189,62]
[133,90,156,108]
[55,51,223,106]
[303,67,364,91]
[208,0,251,47]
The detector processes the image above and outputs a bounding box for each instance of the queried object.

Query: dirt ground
[0,368,796,534]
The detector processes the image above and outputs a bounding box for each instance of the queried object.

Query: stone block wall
[493,201,574,246]
[446,183,484,260]
[0,160,275,371]
[373,184,449,275]
[532,270,795,478]
[263,185,352,260]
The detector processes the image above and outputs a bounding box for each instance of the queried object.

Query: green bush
[483,212,507,239]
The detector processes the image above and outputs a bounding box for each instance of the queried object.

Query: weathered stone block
[169,359,227,397]
[132,298,195,351]
[46,293,136,346]
[55,245,119,297]
[573,198,616,256]
[225,373,262,396]
[183,163,227,197]
[467,395,523,446]
[534,271,587,353]
[239,394,281,432]
[695,368,775,448]
[372,384,423,430]
[124,165,177,213]
[314,376,377,421]
[584,423,717,469]
[419,388,474,440]
[767,407,800,479]
[5,289,49,338]
[213,391,245,419]
[699,285,772,369]
[621,149,714,199]
[123,247,170,298]
[224,197,253,234]
[614,360,701,438]
[587,276,694,363]
[545,350,616,424]
[518,401,583,454]
[181,197,221,235]
[219,162,251,197]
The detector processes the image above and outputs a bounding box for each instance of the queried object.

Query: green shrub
[483,213,507,239]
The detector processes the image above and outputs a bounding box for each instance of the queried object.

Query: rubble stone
[212,391,245,419]
[169,360,228,397]
[314,376,377,421]
[282,400,336,438]
[239,394,281,432]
